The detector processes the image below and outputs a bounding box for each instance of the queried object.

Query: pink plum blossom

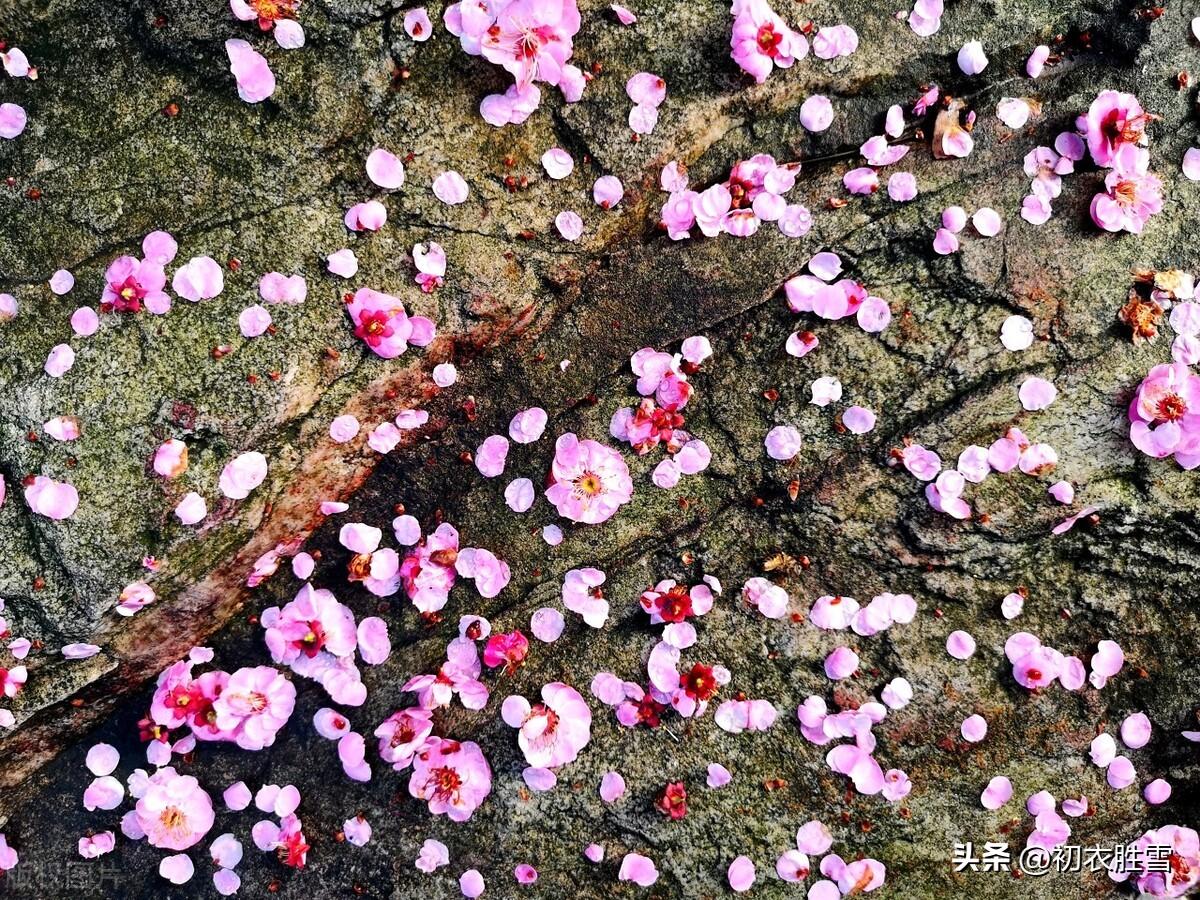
[346,288,435,359]
[375,707,434,770]
[135,767,215,850]
[545,433,632,524]
[400,522,459,612]
[102,255,171,314]
[1128,363,1200,466]
[408,737,491,822]
[1085,90,1149,167]
[212,666,295,750]
[1090,145,1163,234]
[730,0,806,84]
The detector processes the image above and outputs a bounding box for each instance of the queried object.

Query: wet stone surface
[1,0,1199,897]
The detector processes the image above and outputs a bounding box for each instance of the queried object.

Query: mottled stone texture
[2,0,1200,896]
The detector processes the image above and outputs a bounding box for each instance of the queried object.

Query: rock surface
[1,0,1199,897]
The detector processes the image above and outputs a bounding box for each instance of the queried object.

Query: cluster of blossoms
[262,584,390,705]
[842,131,913,200]
[658,155,812,240]
[379,618,496,820]
[784,251,892,337]
[402,627,489,712]
[639,578,717,625]
[1083,91,1163,234]
[75,663,317,889]
[590,643,732,731]
[0,598,30,728]
[341,519,511,614]
[11,1,1200,896]
[808,592,916,637]
[148,648,296,752]
[892,416,1063,522]
[611,338,713,488]
[1018,134,1083,225]
[230,0,304,48]
[729,0,860,85]
[794,593,919,801]
[755,821,886,893]
[223,0,308,103]
[1003,633,1124,692]
[444,0,584,125]
[583,569,749,731]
